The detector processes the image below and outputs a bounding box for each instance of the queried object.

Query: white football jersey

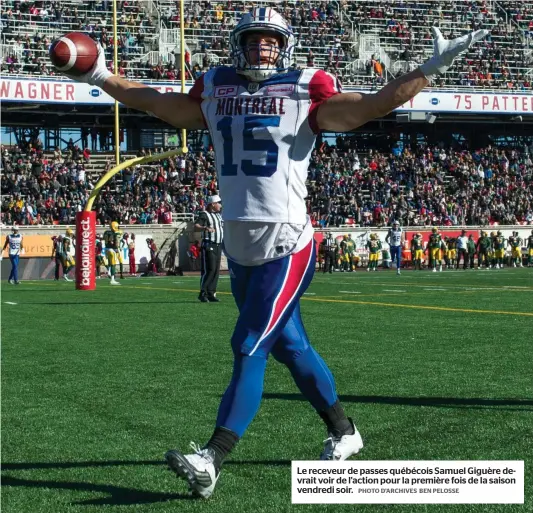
[191,67,341,225]
[6,233,22,255]
[389,228,403,247]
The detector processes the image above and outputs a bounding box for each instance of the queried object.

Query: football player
[446,236,457,269]
[385,221,403,275]
[476,231,491,269]
[103,221,122,285]
[528,230,533,267]
[366,233,381,272]
[61,227,75,282]
[58,5,488,498]
[411,232,424,271]
[95,234,108,279]
[493,230,506,269]
[3,226,23,284]
[118,232,128,279]
[345,234,356,272]
[426,227,443,272]
[509,231,523,267]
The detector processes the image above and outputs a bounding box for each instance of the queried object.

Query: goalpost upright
[75,0,188,290]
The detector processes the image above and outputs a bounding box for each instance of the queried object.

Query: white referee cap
[207,195,221,204]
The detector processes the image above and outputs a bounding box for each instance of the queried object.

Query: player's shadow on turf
[1,475,194,506]
[1,459,291,472]
[20,301,200,305]
[262,393,533,411]
[1,460,290,505]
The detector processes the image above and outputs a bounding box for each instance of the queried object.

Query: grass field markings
[303,292,316,295]
[4,301,17,305]
[382,289,406,292]
[302,296,533,317]
[424,287,447,291]
[339,291,361,294]
[365,282,533,291]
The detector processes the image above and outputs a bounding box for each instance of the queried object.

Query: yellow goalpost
[75,0,188,290]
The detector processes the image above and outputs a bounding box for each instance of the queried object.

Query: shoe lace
[322,435,341,457]
[189,441,215,463]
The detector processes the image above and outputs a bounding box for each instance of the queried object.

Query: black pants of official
[457,249,468,269]
[323,250,336,273]
[54,256,64,279]
[200,242,222,298]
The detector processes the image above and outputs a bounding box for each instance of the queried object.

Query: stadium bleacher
[3,137,532,227]
[1,1,532,228]
[2,0,531,88]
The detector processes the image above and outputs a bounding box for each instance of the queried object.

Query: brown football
[49,32,99,76]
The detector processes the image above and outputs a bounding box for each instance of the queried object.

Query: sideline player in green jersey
[528,230,533,267]
[411,233,424,270]
[366,233,381,272]
[476,230,492,269]
[493,230,506,269]
[508,231,523,267]
[345,234,356,272]
[103,221,122,285]
[426,227,443,272]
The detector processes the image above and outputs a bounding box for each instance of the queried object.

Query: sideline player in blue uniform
[60,5,488,498]
[385,221,404,275]
[3,226,23,284]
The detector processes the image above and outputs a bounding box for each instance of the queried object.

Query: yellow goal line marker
[302,297,533,317]
[125,285,533,317]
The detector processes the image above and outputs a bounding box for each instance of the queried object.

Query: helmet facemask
[230,8,295,82]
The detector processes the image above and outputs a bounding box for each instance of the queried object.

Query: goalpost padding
[76,210,96,290]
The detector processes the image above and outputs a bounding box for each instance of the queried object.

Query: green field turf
[2,268,532,513]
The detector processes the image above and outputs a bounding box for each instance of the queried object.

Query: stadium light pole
[113,0,120,166]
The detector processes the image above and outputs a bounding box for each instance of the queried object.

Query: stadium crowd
[1,0,531,89]
[2,137,532,228]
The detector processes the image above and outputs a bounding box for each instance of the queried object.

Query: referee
[195,195,223,302]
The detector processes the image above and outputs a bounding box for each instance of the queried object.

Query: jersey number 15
[217,115,280,177]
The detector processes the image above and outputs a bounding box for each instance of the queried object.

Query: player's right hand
[62,44,113,88]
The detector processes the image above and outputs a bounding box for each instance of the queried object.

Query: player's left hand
[420,27,489,79]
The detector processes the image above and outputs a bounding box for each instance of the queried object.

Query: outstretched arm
[318,28,488,132]
[56,46,205,129]
[102,76,205,129]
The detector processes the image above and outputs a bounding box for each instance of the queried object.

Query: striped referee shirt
[323,237,334,249]
[196,211,223,244]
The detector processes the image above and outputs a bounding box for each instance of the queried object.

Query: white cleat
[367,268,370,272]
[110,278,121,285]
[432,268,437,272]
[320,419,364,461]
[165,443,219,498]
[63,276,72,282]
[438,266,443,272]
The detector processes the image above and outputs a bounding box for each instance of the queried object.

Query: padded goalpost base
[76,211,96,290]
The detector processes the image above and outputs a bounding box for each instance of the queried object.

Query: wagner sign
[1,77,531,114]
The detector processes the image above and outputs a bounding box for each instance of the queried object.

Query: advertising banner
[1,77,532,114]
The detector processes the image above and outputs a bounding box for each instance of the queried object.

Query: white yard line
[4,302,17,305]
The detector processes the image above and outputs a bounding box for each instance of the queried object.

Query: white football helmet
[230,7,295,82]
